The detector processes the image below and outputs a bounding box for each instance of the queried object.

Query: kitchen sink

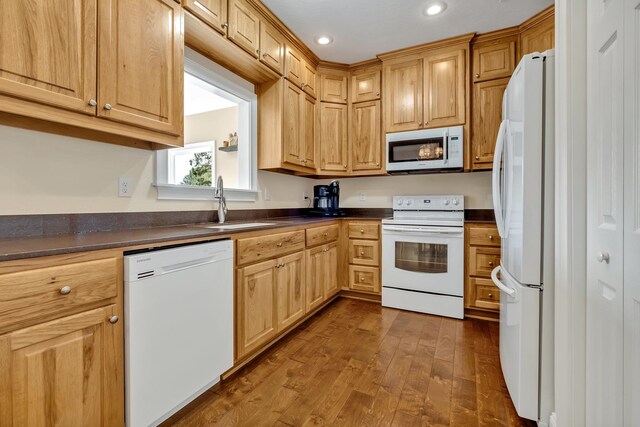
[193,222,277,230]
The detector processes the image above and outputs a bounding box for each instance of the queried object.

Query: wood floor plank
[162,299,534,427]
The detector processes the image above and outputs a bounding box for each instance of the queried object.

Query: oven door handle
[382,225,463,235]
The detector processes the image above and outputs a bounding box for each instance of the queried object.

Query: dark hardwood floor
[163,298,535,427]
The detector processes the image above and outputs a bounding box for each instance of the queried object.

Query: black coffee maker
[310,180,345,216]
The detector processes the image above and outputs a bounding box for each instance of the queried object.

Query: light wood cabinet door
[236,260,277,359]
[302,60,318,99]
[349,239,380,266]
[320,103,348,172]
[423,48,466,128]
[472,78,508,170]
[285,46,303,87]
[259,23,285,75]
[0,305,123,426]
[302,93,317,168]
[275,252,306,332]
[0,0,97,115]
[348,265,380,294]
[520,15,554,58]
[383,58,423,132]
[283,80,304,166]
[472,39,516,82]
[468,246,501,278]
[98,0,183,135]
[183,0,227,35]
[320,73,348,104]
[351,100,382,171]
[352,69,381,103]
[306,246,325,311]
[323,243,339,297]
[227,0,260,58]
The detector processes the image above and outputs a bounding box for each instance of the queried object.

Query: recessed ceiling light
[425,2,447,16]
[316,36,333,45]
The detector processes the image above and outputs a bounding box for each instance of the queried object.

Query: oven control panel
[393,195,464,211]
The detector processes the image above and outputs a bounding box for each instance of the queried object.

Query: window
[155,48,258,201]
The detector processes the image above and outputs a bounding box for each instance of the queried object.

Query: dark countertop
[0,208,494,262]
[0,216,382,262]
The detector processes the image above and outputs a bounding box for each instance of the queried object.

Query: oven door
[382,225,464,296]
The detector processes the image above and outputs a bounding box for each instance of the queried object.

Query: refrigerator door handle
[491,266,515,296]
[492,119,508,238]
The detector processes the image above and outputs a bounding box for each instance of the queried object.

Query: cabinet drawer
[349,239,379,266]
[348,265,380,294]
[468,225,501,247]
[470,277,500,311]
[348,222,380,240]
[237,230,305,265]
[0,257,118,332]
[306,224,339,247]
[468,246,501,278]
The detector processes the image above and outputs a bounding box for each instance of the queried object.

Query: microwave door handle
[443,129,449,162]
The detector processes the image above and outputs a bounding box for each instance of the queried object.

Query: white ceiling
[262,0,554,63]
[184,73,238,116]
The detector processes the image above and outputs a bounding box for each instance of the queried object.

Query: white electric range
[381,195,465,319]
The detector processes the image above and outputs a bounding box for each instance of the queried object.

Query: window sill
[154,184,258,202]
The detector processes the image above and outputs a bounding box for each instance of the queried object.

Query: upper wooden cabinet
[302,93,318,168]
[383,57,423,132]
[0,0,97,115]
[320,102,348,172]
[472,78,508,170]
[259,22,285,75]
[320,71,349,104]
[472,37,517,82]
[99,0,183,136]
[285,46,303,87]
[520,7,555,58]
[423,47,466,129]
[281,80,316,170]
[302,60,318,98]
[351,68,381,103]
[183,0,228,35]
[227,0,260,58]
[351,100,382,171]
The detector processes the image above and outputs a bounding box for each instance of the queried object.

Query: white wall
[0,124,493,215]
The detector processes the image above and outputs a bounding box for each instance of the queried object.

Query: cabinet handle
[109,315,119,324]
[88,99,97,107]
[475,155,480,160]
[277,242,283,247]
[222,22,228,29]
[104,103,112,111]
[59,286,72,295]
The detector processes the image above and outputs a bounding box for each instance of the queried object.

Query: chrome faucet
[215,175,228,224]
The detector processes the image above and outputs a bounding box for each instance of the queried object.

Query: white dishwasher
[124,240,233,427]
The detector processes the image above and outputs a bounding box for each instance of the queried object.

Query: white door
[624,1,640,425]
[586,0,625,425]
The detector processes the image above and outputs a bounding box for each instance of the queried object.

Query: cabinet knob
[88,99,97,107]
[488,293,493,298]
[263,53,268,58]
[222,22,228,29]
[597,252,610,264]
[109,315,119,324]
[376,92,380,97]
[344,164,347,168]
[256,49,260,55]
[360,250,365,256]
[324,247,329,252]
[488,235,494,240]
[323,232,328,237]
[475,155,480,160]
[475,73,480,78]
[301,159,307,163]
[360,276,364,282]
[418,121,423,126]
[360,229,364,233]
[277,242,283,247]
[489,261,494,267]
[104,103,112,110]
[376,162,380,166]
[59,286,72,295]
[301,83,306,89]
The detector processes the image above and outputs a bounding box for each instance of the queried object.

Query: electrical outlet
[263,187,271,201]
[118,176,132,197]
[359,192,366,201]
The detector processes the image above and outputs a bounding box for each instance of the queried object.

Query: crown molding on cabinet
[519,5,555,33]
[377,32,476,62]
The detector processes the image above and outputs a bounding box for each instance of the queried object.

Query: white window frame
[167,140,216,186]
[154,48,258,202]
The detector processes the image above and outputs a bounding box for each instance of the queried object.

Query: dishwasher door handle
[158,257,219,275]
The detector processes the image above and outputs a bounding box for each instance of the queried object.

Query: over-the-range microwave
[385,126,463,174]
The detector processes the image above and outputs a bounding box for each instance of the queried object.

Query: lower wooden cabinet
[344,221,382,296]
[305,242,339,311]
[236,259,278,359]
[0,304,123,426]
[348,265,380,294]
[465,223,502,319]
[275,251,306,331]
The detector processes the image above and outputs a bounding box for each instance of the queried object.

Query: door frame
[554,1,587,427]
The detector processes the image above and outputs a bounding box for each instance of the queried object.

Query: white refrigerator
[491,51,555,425]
